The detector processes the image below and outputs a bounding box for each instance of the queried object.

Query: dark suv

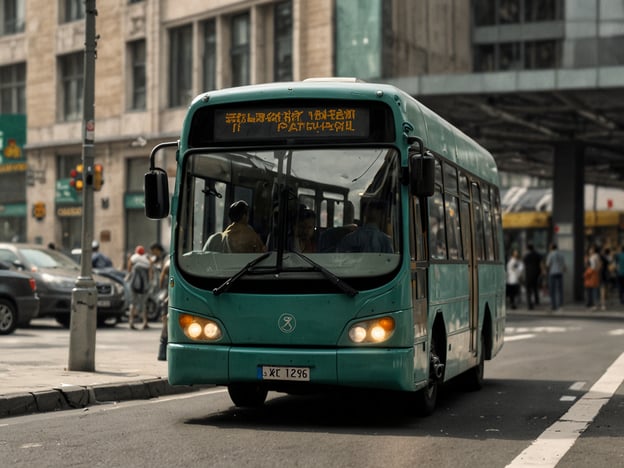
[0,261,39,335]
[0,244,125,328]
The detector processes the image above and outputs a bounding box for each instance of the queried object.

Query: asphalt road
[1,314,623,468]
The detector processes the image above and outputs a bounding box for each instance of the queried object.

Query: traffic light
[93,163,104,191]
[70,164,84,192]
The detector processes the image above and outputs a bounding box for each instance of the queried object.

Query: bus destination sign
[214,106,370,141]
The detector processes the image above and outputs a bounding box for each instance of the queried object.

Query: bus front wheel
[228,383,268,408]
[415,378,438,416]
[463,333,485,391]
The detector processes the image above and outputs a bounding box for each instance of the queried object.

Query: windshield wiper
[212,251,272,296]
[288,251,358,297]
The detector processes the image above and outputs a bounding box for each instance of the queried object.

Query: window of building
[335,0,383,79]
[1,0,25,35]
[499,42,522,70]
[126,157,157,254]
[202,19,216,91]
[231,13,250,87]
[59,52,84,121]
[128,40,146,110]
[499,0,520,24]
[474,0,496,26]
[128,0,143,4]
[475,0,563,26]
[274,1,293,82]
[0,62,25,114]
[474,44,495,72]
[525,40,560,69]
[60,0,85,23]
[524,0,563,22]
[599,35,624,67]
[169,24,193,108]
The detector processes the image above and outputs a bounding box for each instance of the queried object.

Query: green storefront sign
[0,114,26,165]
[56,178,83,205]
[124,192,145,209]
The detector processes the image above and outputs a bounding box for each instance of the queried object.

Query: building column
[551,141,584,304]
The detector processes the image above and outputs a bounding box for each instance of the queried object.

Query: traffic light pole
[69,0,98,372]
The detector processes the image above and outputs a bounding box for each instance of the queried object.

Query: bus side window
[472,182,485,261]
[443,162,462,260]
[429,190,447,260]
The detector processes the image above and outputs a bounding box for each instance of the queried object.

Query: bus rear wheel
[228,383,268,408]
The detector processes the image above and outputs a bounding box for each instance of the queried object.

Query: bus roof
[187,80,499,186]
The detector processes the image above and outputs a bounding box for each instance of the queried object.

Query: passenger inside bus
[288,206,317,253]
[338,199,393,253]
[318,201,358,252]
[221,200,266,253]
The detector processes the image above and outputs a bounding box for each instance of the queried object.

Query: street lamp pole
[69,0,98,371]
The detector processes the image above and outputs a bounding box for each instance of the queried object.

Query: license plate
[260,366,310,382]
[97,300,111,307]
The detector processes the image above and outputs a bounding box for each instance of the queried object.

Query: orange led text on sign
[224,108,358,134]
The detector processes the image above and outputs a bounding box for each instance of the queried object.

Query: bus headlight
[179,313,222,341]
[348,317,395,344]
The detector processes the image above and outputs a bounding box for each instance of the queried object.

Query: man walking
[546,243,566,311]
[523,243,543,309]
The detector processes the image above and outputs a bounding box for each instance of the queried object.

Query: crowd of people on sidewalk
[506,240,624,312]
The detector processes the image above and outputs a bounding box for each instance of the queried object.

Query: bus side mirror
[410,155,435,197]
[145,168,170,219]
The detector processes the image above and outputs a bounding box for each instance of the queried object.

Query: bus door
[410,196,428,345]
[464,180,482,354]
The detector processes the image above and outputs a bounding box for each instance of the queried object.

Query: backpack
[130,264,149,293]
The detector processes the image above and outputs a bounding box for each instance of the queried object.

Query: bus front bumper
[167,344,416,392]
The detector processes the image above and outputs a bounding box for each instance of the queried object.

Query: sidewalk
[0,320,201,419]
[2,304,623,420]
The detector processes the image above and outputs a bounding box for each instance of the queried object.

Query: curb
[0,378,204,419]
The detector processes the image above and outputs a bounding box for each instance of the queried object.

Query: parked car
[0,243,125,328]
[0,260,39,335]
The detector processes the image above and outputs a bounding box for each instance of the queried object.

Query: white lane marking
[559,396,576,402]
[506,352,624,468]
[506,327,577,334]
[609,329,624,336]
[569,381,585,392]
[505,334,536,342]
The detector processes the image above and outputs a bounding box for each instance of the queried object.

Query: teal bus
[145,79,506,414]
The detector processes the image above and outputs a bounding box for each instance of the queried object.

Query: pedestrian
[523,243,543,309]
[506,249,524,309]
[126,245,152,329]
[545,242,566,311]
[616,245,624,304]
[91,240,113,269]
[157,258,170,361]
[584,246,600,310]
[150,242,166,270]
[599,247,613,310]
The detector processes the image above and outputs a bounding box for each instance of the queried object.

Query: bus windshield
[176,146,401,287]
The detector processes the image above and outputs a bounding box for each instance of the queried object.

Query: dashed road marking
[506,352,624,468]
[505,334,535,342]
